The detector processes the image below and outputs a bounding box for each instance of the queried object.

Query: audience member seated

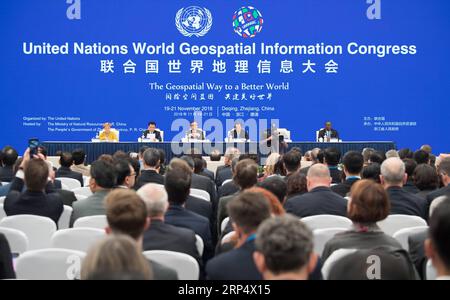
[385,149,400,159]
[193,156,214,181]
[55,152,84,186]
[414,150,430,165]
[4,149,63,224]
[215,147,240,186]
[369,151,386,165]
[285,171,308,200]
[218,158,240,199]
[283,150,302,180]
[362,147,375,167]
[402,158,420,194]
[71,160,116,225]
[426,158,450,205]
[259,176,287,204]
[113,159,136,189]
[331,151,363,197]
[322,180,403,261]
[425,198,450,280]
[81,235,152,280]
[398,148,414,160]
[362,163,381,183]
[181,156,217,206]
[104,189,178,280]
[380,158,426,219]
[414,164,439,201]
[323,147,342,184]
[209,149,221,162]
[206,191,271,280]
[254,215,317,280]
[261,152,280,180]
[134,148,164,190]
[300,148,321,175]
[0,146,18,182]
[284,164,347,218]
[71,148,90,177]
[0,158,22,197]
[0,233,15,279]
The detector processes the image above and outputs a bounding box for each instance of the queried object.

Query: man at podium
[318,121,340,142]
[229,122,249,140]
[141,121,162,142]
[186,121,205,140]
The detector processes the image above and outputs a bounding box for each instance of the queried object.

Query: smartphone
[28,138,40,158]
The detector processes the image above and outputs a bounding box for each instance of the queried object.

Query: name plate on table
[225,138,249,143]
[181,138,210,143]
[319,138,342,143]
[91,139,118,143]
[138,138,160,143]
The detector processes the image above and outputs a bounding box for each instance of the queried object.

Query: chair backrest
[0,215,56,250]
[15,248,86,280]
[75,194,87,201]
[71,187,93,197]
[377,215,428,236]
[58,205,74,230]
[426,260,437,280]
[51,228,105,252]
[321,248,357,280]
[316,129,323,142]
[221,179,232,186]
[56,177,81,190]
[47,156,61,169]
[0,196,5,204]
[392,226,429,251]
[0,226,29,254]
[221,217,230,233]
[195,234,204,256]
[143,250,199,280]
[0,203,5,221]
[221,231,236,244]
[73,215,107,229]
[190,188,210,202]
[313,227,348,256]
[157,129,164,142]
[83,176,90,187]
[301,215,353,231]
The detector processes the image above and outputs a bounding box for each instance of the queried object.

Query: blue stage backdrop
[0,0,449,153]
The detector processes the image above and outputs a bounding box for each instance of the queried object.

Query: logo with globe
[175,6,212,37]
[232,6,263,38]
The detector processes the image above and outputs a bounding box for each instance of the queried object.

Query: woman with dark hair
[286,171,308,200]
[413,164,439,199]
[362,163,381,183]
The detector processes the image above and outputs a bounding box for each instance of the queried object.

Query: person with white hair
[215,147,241,186]
[380,157,426,219]
[385,149,400,159]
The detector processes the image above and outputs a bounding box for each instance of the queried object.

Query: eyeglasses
[128,172,137,177]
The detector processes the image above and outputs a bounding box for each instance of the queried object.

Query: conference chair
[83,176,90,187]
[0,203,5,221]
[57,205,73,230]
[313,227,348,257]
[157,129,164,142]
[195,234,204,257]
[51,228,105,252]
[321,248,357,280]
[0,196,5,204]
[0,226,29,255]
[221,231,236,244]
[0,215,56,250]
[15,248,86,280]
[426,260,437,280]
[142,250,200,280]
[73,215,107,229]
[392,226,429,251]
[71,187,93,197]
[221,217,230,233]
[301,215,353,231]
[377,215,427,236]
[221,179,232,186]
[56,177,81,190]
[190,188,210,202]
[75,194,87,201]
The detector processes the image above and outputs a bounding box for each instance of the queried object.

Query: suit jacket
[206,239,261,280]
[387,187,427,220]
[185,195,213,221]
[426,185,450,205]
[71,164,91,177]
[187,129,205,140]
[70,190,110,226]
[218,181,239,199]
[0,233,15,279]
[403,181,420,194]
[147,259,178,280]
[165,205,213,261]
[4,177,64,225]
[55,166,84,186]
[0,166,14,183]
[191,173,217,206]
[318,128,339,140]
[199,169,214,182]
[217,192,240,232]
[331,177,360,197]
[408,230,428,280]
[329,167,343,184]
[134,170,164,190]
[231,129,249,140]
[55,189,77,207]
[142,130,162,142]
[284,186,348,218]
[215,165,232,187]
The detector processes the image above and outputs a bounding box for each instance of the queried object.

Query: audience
[113,159,136,189]
[71,148,90,176]
[55,152,84,186]
[331,151,364,197]
[254,215,316,280]
[300,147,321,175]
[398,148,414,160]
[427,157,450,204]
[402,158,420,194]
[414,164,439,200]
[368,151,385,165]
[283,150,302,180]
[0,146,18,182]
[285,171,308,199]
[284,164,347,218]
[215,147,240,186]
[386,149,400,159]
[258,176,287,204]
[414,150,430,165]
[217,158,240,199]
[362,147,375,167]
[181,156,217,206]
[262,152,281,179]
[134,148,163,189]
[362,162,381,183]
[323,147,342,184]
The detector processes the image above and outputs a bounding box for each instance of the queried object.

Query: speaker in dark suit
[141,129,162,142]
[318,121,340,141]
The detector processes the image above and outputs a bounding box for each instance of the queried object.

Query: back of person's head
[72,148,86,165]
[342,151,364,175]
[128,157,140,177]
[362,148,375,164]
[193,157,204,174]
[143,148,160,168]
[139,146,149,158]
[310,148,321,163]
[105,189,148,240]
[429,154,437,168]
[1,146,18,167]
[380,157,405,186]
[37,146,48,158]
[324,147,341,166]
[81,235,152,280]
[306,164,331,188]
[398,148,414,160]
[210,149,221,162]
[427,198,450,273]
[234,159,258,189]
[59,152,73,168]
[348,180,390,224]
[13,157,23,175]
[90,160,116,189]
[413,164,439,191]
[254,215,314,278]
[25,159,49,192]
[273,157,287,176]
[113,150,128,162]
[317,149,325,164]
[402,158,417,179]
[231,157,239,174]
[259,176,287,204]
[98,154,114,164]
[264,153,280,175]
[165,159,192,205]
[114,159,133,186]
[369,151,385,165]
[385,149,399,159]
[420,144,432,154]
[438,158,450,181]
[227,191,271,234]
[414,150,430,165]
[224,147,240,162]
[283,150,302,173]
[286,171,308,198]
[157,149,166,165]
[137,183,169,218]
[247,186,285,216]
[180,155,195,170]
[362,163,381,183]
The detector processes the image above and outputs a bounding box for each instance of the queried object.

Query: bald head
[137,183,168,218]
[381,157,406,186]
[306,164,331,191]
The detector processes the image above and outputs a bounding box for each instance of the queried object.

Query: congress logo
[232,6,263,38]
[175,6,212,37]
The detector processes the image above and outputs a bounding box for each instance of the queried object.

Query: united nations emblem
[233,6,263,38]
[175,6,212,37]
